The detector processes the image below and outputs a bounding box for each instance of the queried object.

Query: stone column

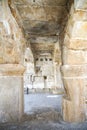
[54,62,63,89]
[53,42,63,90]
[61,65,86,122]
[0,0,26,123]
[0,64,25,123]
[61,1,87,122]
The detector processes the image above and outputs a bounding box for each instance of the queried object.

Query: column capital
[0,64,25,76]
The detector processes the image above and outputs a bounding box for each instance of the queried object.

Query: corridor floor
[24,93,62,114]
[0,93,87,130]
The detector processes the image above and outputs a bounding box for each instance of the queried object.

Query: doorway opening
[23,51,63,120]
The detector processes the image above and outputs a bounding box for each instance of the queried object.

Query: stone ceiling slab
[31,43,55,53]
[14,0,68,56]
[16,5,67,22]
[14,0,68,6]
[24,21,60,35]
[30,36,58,44]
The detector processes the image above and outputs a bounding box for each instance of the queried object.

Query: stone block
[61,65,86,122]
[64,34,87,50]
[0,64,25,123]
[65,21,87,40]
[74,0,87,11]
[22,6,66,22]
[15,0,67,6]
[63,47,87,65]
[61,65,87,77]
[72,22,87,39]
[73,10,87,21]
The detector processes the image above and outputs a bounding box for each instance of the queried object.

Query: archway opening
[23,47,63,120]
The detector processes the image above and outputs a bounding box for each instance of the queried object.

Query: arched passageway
[0,0,87,124]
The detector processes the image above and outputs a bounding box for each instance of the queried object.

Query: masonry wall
[0,0,26,122]
[61,0,87,122]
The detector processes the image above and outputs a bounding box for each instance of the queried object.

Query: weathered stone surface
[61,65,87,77]
[0,0,26,123]
[62,0,87,122]
[0,64,25,123]
[75,0,87,10]
[17,6,67,22]
[14,0,68,58]
[1,0,87,124]
[30,36,58,44]
[53,42,63,89]
[0,0,26,64]
[65,21,87,40]
[54,63,63,89]
[64,34,87,50]
[73,10,87,21]
[0,64,25,76]
[61,65,86,122]
[13,0,68,94]
[72,22,87,39]
[63,47,87,65]
[65,4,87,40]
[15,0,68,6]
[0,76,24,123]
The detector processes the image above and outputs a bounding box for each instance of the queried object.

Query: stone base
[61,65,86,122]
[0,64,25,123]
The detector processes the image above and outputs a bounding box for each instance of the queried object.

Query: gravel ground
[24,93,62,114]
[0,93,87,130]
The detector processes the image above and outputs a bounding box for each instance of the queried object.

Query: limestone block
[0,64,25,76]
[0,0,26,64]
[15,0,67,6]
[63,47,87,65]
[0,64,25,123]
[61,65,87,77]
[73,10,87,21]
[0,37,25,64]
[61,65,86,122]
[72,22,87,39]
[65,21,87,40]
[43,0,68,6]
[64,34,87,50]
[53,42,61,63]
[17,5,67,22]
[69,4,87,21]
[74,0,87,11]
[54,63,63,89]
[30,36,58,44]
[65,16,74,38]
[0,76,23,123]
[65,5,87,39]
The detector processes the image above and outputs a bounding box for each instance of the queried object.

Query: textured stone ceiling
[14,0,69,56]
[14,0,68,35]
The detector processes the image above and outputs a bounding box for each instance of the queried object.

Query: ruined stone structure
[61,0,87,122]
[0,0,87,123]
[0,0,26,122]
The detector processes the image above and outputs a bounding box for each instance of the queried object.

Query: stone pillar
[61,1,87,122]
[54,62,63,89]
[0,0,26,123]
[53,42,63,90]
[61,65,86,122]
[0,64,25,123]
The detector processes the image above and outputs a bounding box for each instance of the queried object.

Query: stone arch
[0,0,87,123]
[61,0,87,122]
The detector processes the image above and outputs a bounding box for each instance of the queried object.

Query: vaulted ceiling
[14,0,70,57]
